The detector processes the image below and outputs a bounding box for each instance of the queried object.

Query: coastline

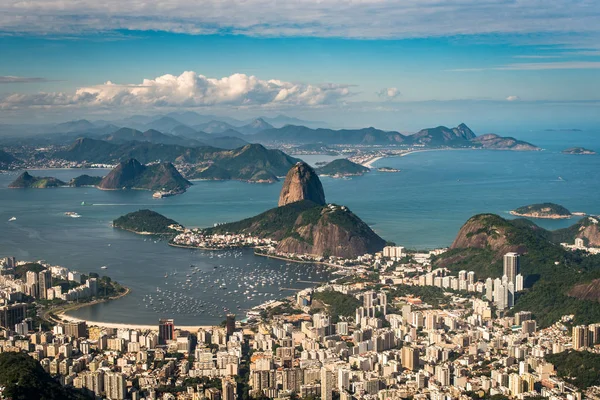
[508,210,573,219]
[254,251,341,269]
[45,285,132,326]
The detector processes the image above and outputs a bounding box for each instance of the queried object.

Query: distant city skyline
[0,1,599,130]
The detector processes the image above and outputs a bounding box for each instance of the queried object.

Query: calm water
[0,129,598,325]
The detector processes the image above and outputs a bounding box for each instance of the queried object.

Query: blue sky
[0,1,599,131]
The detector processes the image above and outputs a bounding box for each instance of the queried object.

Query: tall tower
[226,314,236,338]
[321,367,333,400]
[158,319,175,345]
[503,252,520,285]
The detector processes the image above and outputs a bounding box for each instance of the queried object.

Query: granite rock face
[278,162,326,207]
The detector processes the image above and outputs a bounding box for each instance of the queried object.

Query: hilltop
[510,203,572,219]
[68,174,103,187]
[113,209,182,235]
[206,162,385,258]
[279,162,326,206]
[9,171,66,188]
[316,159,370,177]
[433,213,600,327]
[98,159,191,193]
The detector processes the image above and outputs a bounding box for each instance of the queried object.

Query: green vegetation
[546,350,600,389]
[99,159,191,192]
[312,289,361,322]
[387,285,450,308]
[433,213,600,327]
[11,262,45,279]
[512,202,571,217]
[0,352,89,399]
[316,159,370,176]
[68,174,103,187]
[113,209,181,234]
[8,171,66,188]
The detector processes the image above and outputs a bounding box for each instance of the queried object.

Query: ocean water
[0,129,598,325]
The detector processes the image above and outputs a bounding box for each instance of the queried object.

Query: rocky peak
[452,123,477,140]
[278,162,326,207]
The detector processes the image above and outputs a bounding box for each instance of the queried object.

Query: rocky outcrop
[568,279,600,302]
[98,158,191,193]
[575,217,600,247]
[450,214,526,255]
[275,204,386,258]
[278,162,326,206]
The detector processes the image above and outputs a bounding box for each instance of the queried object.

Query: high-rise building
[225,314,236,337]
[104,371,126,400]
[515,274,524,291]
[503,252,520,285]
[401,346,420,371]
[0,303,27,329]
[222,378,236,400]
[38,270,52,299]
[26,271,39,298]
[572,325,590,350]
[158,318,175,345]
[320,367,333,400]
[64,321,87,338]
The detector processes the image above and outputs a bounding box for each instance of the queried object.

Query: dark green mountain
[98,159,191,193]
[113,209,182,234]
[103,127,198,146]
[9,171,66,188]
[0,352,88,400]
[316,159,370,176]
[68,174,103,187]
[0,149,19,169]
[434,214,600,327]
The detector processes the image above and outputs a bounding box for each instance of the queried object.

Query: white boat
[8,217,16,222]
[100,265,108,269]
[64,212,81,218]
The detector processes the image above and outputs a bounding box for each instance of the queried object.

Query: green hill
[0,352,88,400]
[8,172,66,188]
[433,214,600,327]
[113,209,182,234]
[68,174,103,187]
[316,159,370,176]
[511,202,572,218]
[206,200,386,258]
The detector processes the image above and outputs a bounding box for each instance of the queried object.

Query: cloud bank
[0,0,599,40]
[0,76,52,84]
[506,95,520,101]
[0,71,352,110]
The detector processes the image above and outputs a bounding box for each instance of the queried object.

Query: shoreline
[45,285,132,325]
[509,210,573,219]
[254,251,341,269]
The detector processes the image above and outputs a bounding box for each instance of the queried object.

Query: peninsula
[510,202,572,219]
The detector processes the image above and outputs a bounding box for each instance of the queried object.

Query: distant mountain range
[247,122,539,150]
[56,138,299,183]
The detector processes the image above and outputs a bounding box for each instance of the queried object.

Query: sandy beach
[362,156,384,168]
[58,313,216,331]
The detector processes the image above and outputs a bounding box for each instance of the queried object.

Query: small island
[510,202,572,219]
[112,209,184,235]
[377,166,400,173]
[9,171,66,188]
[68,174,103,187]
[316,158,370,177]
[562,147,596,155]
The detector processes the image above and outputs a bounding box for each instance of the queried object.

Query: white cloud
[377,87,401,100]
[0,0,599,41]
[0,71,352,110]
[506,95,520,101]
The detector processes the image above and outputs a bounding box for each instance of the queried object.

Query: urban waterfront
[1,130,599,326]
